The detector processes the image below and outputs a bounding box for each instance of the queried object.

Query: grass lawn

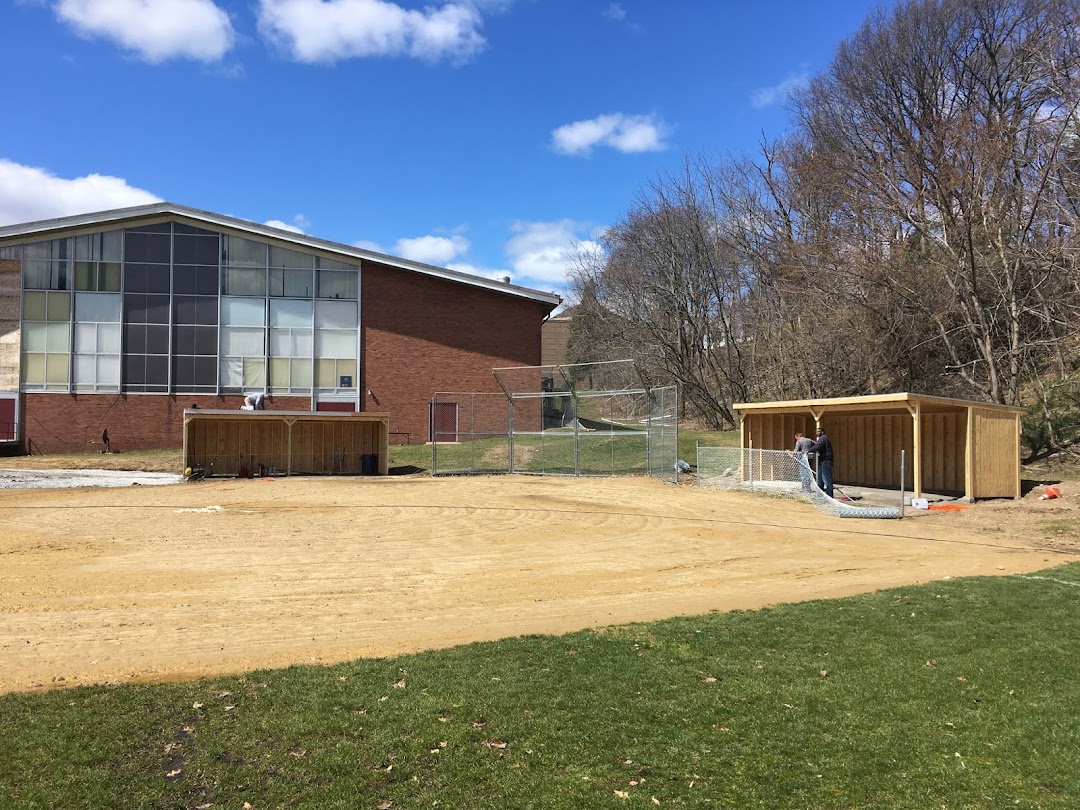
[4,563,1080,809]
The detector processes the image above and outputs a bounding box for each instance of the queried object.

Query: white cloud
[604,3,625,21]
[750,70,810,109]
[505,220,602,285]
[551,113,667,156]
[393,233,469,264]
[257,0,488,64]
[0,159,160,226]
[54,0,235,63]
[264,214,310,234]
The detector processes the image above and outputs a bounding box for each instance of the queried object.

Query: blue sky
[2,0,889,300]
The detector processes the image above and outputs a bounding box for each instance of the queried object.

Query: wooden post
[965,405,975,502]
[912,402,922,498]
[1014,412,1022,499]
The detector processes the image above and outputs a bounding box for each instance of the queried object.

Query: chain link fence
[431,362,677,480]
[696,445,904,519]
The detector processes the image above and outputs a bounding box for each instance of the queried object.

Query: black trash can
[361,453,378,475]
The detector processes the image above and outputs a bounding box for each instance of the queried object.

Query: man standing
[793,431,814,492]
[807,427,834,498]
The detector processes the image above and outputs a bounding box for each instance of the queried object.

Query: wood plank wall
[971,408,1020,498]
[186,416,387,476]
[745,411,968,493]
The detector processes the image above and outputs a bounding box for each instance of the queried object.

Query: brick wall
[23,394,309,454]
[361,262,555,443]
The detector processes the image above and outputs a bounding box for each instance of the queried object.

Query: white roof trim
[0,202,562,307]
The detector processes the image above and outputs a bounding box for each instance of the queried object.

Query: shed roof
[734,392,1026,416]
[0,202,561,308]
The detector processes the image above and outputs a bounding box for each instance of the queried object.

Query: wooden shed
[734,393,1025,500]
[183,410,390,477]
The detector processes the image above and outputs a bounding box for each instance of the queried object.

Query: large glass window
[220,295,265,391]
[73,293,121,391]
[173,295,218,393]
[314,299,357,392]
[269,299,312,393]
[123,291,170,392]
[21,291,70,390]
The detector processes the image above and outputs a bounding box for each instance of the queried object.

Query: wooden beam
[1015,412,1022,499]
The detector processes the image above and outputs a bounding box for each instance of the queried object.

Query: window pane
[315,358,337,387]
[269,357,289,388]
[75,262,95,291]
[221,326,264,356]
[146,325,170,354]
[145,234,171,264]
[269,267,314,298]
[194,356,216,386]
[196,266,219,295]
[45,323,67,357]
[221,297,265,326]
[270,298,312,327]
[24,323,47,352]
[145,295,170,324]
[146,265,170,294]
[125,354,146,385]
[223,235,266,268]
[99,323,121,353]
[316,256,357,272]
[220,357,242,387]
[315,329,357,358]
[174,296,197,324]
[176,325,196,355]
[76,293,121,323]
[23,353,46,383]
[100,263,121,291]
[315,299,358,329]
[222,266,266,296]
[74,323,97,353]
[194,326,217,355]
[243,357,265,387]
[74,354,96,386]
[317,268,357,299]
[124,263,149,293]
[98,355,120,386]
[269,246,313,270]
[124,323,146,353]
[45,354,69,384]
[23,291,46,321]
[46,292,71,321]
[146,354,169,384]
[291,358,311,385]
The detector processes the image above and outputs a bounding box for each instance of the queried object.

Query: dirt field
[0,473,1072,695]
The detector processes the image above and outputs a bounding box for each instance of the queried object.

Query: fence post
[749,439,754,491]
[899,449,906,519]
[508,395,515,474]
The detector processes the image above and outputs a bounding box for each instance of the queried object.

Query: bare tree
[793,0,1080,404]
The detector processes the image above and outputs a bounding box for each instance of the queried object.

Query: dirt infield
[0,474,1064,694]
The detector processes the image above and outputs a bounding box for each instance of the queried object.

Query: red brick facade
[23,394,310,454]
[361,261,552,443]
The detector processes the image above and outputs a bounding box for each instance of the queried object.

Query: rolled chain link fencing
[696,446,904,519]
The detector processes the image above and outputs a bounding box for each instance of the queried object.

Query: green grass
[5,563,1080,808]
[1043,518,1080,540]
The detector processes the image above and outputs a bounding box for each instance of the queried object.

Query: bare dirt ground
[0,473,1073,695]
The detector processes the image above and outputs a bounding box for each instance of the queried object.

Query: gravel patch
[0,468,184,489]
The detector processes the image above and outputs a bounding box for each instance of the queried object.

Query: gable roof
[0,202,562,308]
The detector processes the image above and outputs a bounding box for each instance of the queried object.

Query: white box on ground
[912,498,929,510]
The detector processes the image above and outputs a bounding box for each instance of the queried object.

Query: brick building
[0,203,560,454]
